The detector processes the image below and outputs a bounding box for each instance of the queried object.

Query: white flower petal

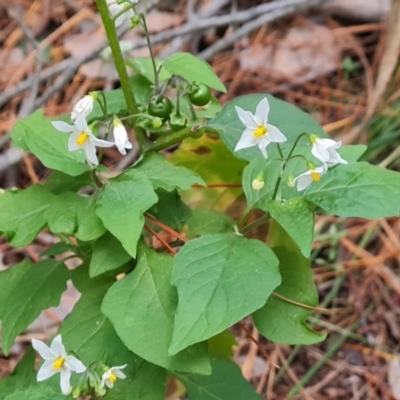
[255,97,270,126]
[92,137,115,148]
[235,129,258,152]
[37,360,58,381]
[52,121,74,133]
[71,95,94,121]
[106,379,114,389]
[83,143,99,165]
[296,174,312,191]
[257,140,269,159]
[59,368,72,395]
[312,141,330,162]
[266,124,287,143]
[114,369,126,379]
[235,106,258,130]
[50,335,66,357]
[326,148,347,165]
[65,355,86,373]
[32,339,54,360]
[68,131,82,151]
[125,141,133,149]
[74,114,89,133]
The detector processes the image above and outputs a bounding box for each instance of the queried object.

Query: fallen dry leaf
[239,18,342,84]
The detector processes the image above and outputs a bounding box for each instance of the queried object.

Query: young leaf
[126,57,171,83]
[89,232,132,277]
[0,259,70,355]
[174,357,262,400]
[164,53,227,92]
[302,162,400,219]
[0,185,54,247]
[10,110,90,176]
[96,170,158,257]
[102,244,210,374]
[208,94,326,165]
[253,222,325,345]
[186,209,235,238]
[0,347,36,399]
[45,192,105,241]
[169,233,280,355]
[242,157,281,211]
[268,198,315,257]
[135,153,205,191]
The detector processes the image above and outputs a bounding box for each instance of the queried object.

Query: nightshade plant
[1,0,400,399]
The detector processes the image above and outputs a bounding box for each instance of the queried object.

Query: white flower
[235,97,287,159]
[99,365,127,390]
[32,335,86,395]
[310,135,347,166]
[71,93,96,121]
[293,165,327,191]
[52,114,114,165]
[107,0,137,27]
[113,118,133,155]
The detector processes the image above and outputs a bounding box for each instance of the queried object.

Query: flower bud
[252,176,264,191]
[71,93,97,121]
[287,175,295,187]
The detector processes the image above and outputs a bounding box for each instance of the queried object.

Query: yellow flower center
[109,372,117,383]
[253,125,268,138]
[311,172,320,182]
[53,356,65,371]
[76,132,89,147]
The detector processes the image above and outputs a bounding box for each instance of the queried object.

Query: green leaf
[102,243,210,374]
[45,192,105,241]
[40,242,71,257]
[0,185,54,247]
[186,209,235,238]
[4,385,66,400]
[96,170,158,257]
[126,57,171,83]
[169,135,246,211]
[208,330,237,359]
[169,233,280,354]
[209,94,326,165]
[102,359,166,400]
[0,347,36,399]
[44,171,94,194]
[0,259,69,355]
[62,265,167,400]
[164,53,226,92]
[242,157,281,211]
[175,357,262,400]
[89,232,132,277]
[88,88,127,121]
[135,153,205,191]
[301,162,400,219]
[148,189,192,231]
[340,144,367,161]
[10,110,90,176]
[130,73,153,106]
[253,221,325,345]
[268,198,314,257]
[60,265,129,365]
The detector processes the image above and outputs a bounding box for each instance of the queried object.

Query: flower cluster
[235,97,347,192]
[32,335,127,396]
[52,93,132,165]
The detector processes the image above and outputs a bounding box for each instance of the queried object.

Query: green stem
[185,93,197,120]
[287,132,309,159]
[98,92,108,117]
[144,127,192,152]
[239,214,270,235]
[140,14,159,92]
[96,0,149,151]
